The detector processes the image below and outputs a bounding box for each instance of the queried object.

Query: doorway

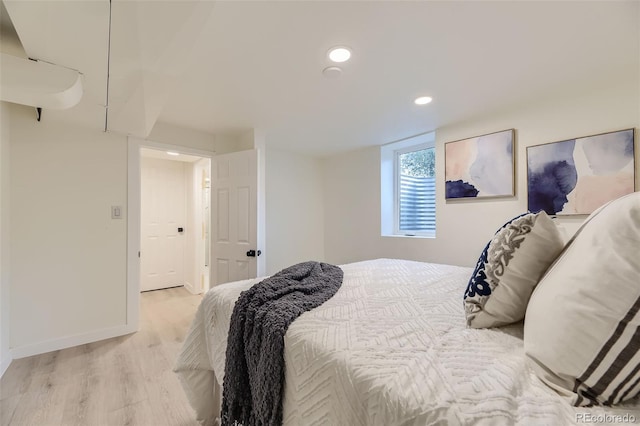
[139,148,211,294]
[127,136,263,333]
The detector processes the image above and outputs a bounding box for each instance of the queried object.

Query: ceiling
[2,1,638,157]
[0,0,23,58]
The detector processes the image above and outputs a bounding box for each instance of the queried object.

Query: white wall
[265,149,325,274]
[148,121,215,153]
[148,122,254,155]
[1,102,12,376]
[323,79,639,268]
[10,105,128,353]
[9,105,219,357]
[216,132,255,155]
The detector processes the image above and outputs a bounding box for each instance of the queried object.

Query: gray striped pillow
[524,192,640,406]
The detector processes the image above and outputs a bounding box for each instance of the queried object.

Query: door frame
[127,136,215,331]
[193,157,211,293]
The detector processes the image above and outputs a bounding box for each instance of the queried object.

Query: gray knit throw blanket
[221,261,343,426]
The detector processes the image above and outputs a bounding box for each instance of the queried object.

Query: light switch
[111,205,122,219]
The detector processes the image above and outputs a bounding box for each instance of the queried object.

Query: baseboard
[0,352,12,378]
[10,323,137,360]
[184,281,197,294]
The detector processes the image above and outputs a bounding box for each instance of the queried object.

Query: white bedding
[175,258,640,426]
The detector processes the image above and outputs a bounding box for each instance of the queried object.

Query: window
[397,147,435,234]
[381,132,436,238]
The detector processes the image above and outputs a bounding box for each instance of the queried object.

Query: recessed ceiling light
[167,151,180,156]
[414,96,433,105]
[328,46,351,63]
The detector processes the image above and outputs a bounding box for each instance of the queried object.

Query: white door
[140,157,186,291]
[212,149,258,285]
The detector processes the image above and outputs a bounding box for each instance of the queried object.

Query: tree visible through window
[400,148,435,177]
[398,147,435,234]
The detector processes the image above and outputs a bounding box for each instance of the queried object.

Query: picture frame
[526,128,635,215]
[444,129,515,199]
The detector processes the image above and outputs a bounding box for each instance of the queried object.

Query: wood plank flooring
[0,287,203,426]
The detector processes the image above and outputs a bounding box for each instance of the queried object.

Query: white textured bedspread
[175,259,639,426]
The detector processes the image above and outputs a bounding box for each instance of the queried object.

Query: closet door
[141,157,186,291]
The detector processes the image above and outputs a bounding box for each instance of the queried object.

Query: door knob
[246,250,262,257]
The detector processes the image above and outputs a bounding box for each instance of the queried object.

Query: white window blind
[399,174,436,233]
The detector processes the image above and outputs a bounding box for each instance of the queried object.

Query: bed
[175,258,640,426]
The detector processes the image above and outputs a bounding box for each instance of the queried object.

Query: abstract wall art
[445,129,515,199]
[527,128,635,215]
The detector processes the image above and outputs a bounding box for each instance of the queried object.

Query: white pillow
[524,192,640,406]
[464,211,564,328]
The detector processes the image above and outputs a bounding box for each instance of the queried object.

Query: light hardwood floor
[0,287,203,426]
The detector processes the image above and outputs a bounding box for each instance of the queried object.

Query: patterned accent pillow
[524,192,640,406]
[464,211,564,328]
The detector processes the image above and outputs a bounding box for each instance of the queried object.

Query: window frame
[393,143,436,237]
[380,131,436,239]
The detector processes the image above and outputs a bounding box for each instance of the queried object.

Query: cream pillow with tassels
[464,211,565,328]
